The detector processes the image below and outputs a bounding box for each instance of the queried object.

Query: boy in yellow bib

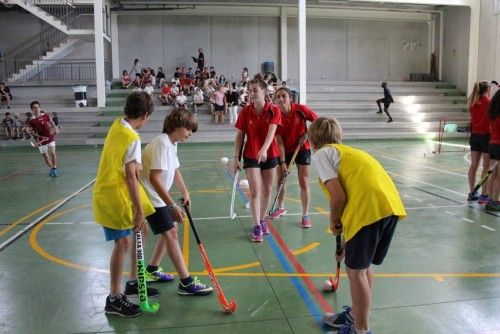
[308,117,406,334]
[93,91,156,317]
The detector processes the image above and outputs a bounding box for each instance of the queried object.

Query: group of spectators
[2,109,59,141]
[120,57,287,125]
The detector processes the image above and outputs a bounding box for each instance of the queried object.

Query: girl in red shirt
[233,78,281,242]
[486,90,500,211]
[467,81,491,202]
[271,87,318,228]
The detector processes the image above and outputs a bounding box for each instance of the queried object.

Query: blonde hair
[467,81,490,109]
[308,117,342,149]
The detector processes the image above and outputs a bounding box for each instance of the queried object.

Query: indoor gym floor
[0,139,499,334]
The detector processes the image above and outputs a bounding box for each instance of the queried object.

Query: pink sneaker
[252,225,263,242]
[301,215,312,228]
[261,221,269,235]
[269,206,286,219]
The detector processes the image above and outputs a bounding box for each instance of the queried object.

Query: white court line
[462,218,475,223]
[380,155,467,178]
[481,225,496,232]
[428,140,469,149]
[445,211,454,215]
[388,171,466,197]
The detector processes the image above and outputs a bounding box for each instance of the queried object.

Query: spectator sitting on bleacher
[159,82,172,105]
[174,67,182,79]
[2,112,15,139]
[156,67,166,88]
[175,90,188,108]
[121,70,132,88]
[187,67,194,80]
[129,58,143,78]
[144,82,154,96]
[210,67,216,79]
[142,69,154,88]
[13,113,25,140]
[170,83,180,100]
[219,75,226,86]
[241,67,249,83]
[192,87,205,114]
[0,82,12,109]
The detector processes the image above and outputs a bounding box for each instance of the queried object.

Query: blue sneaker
[49,167,59,177]
[338,322,373,334]
[478,194,490,204]
[178,276,213,296]
[467,191,479,201]
[323,306,354,328]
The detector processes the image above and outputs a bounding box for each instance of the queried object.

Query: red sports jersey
[490,116,500,144]
[469,95,491,134]
[235,102,281,160]
[276,103,318,153]
[28,113,54,145]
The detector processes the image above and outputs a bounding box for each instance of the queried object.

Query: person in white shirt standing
[140,107,214,296]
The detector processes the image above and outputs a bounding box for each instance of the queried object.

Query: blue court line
[222,166,325,328]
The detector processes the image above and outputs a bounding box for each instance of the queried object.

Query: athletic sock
[180,276,193,286]
[355,329,370,334]
[147,265,158,273]
[127,280,137,286]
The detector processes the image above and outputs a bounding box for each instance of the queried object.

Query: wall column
[94,0,106,107]
[280,7,288,82]
[111,12,119,79]
[298,0,306,104]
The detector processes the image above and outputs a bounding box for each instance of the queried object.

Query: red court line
[0,167,35,182]
[266,219,333,313]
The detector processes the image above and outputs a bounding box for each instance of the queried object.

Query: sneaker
[252,225,263,242]
[323,306,354,328]
[52,167,59,177]
[145,267,175,283]
[478,194,490,204]
[338,322,373,334]
[387,118,393,123]
[261,221,269,235]
[178,276,214,296]
[485,200,500,212]
[124,281,160,297]
[301,215,312,228]
[376,110,382,114]
[269,206,286,219]
[467,191,479,201]
[105,294,140,317]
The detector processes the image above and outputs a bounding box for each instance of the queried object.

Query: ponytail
[467,81,490,109]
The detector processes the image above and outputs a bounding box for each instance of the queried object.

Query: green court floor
[0,139,499,334]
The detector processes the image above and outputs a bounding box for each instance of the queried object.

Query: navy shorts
[469,133,490,153]
[243,156,279,170]
[146,206,175,235]
[489,143,500,160]
[345,215,398,269]
[285,149,311,166]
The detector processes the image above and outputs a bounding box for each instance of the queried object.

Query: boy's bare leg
[110,237,129,295]
[41,153,54,168]
[149,227,190,279]
[347,267,373,331]
[48,147,57,168]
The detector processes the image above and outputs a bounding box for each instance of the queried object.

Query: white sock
[355,328,370,334]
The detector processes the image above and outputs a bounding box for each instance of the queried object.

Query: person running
[26,101,60,176]
[308,117,406,334]
[270,87,318,228]
[466,81,491,203]
[92,91,157,317]
[376,82,394,123]
[232,77,281,242]
[139,107,214,296]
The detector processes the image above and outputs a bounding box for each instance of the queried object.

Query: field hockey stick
[230,134,245,220]
[29,132,49,147]
[135,231,160,313]
[328,223,342,292]
[181,202,237,314]
[472,162,498,194]
[269,144,301,215]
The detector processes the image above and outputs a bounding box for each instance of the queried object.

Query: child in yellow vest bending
[308,117,406,334]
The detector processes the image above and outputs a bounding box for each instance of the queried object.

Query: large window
[496,0,500,15]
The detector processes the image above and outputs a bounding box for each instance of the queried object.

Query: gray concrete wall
[0,12,45,55]
[287,18,428,83]
[117,15,279,81]
[441,6,470,93]
[478,0,500,84]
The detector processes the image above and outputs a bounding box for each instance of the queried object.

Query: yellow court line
[182,218,190,268]
[284,196,302,204]
[29,205,500,280]
[292,242,320,256]
[0,199,62,237]
[315,206,332,234]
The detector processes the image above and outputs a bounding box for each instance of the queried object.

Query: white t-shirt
[120,118,141,166]
[176,94,187,105]
[312,146,340,183]
[144,85,154,95]
[140,133,180,207]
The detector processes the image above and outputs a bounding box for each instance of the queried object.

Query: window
[496,0,500,15]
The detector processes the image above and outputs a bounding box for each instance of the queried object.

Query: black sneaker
[124,281,160,297]
[105,294,140,317]
[178,276,214,296]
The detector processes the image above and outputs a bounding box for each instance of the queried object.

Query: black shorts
[146,206,175,235]
[244,157,279,170]
[489,143,500,160]
[377,98,391,109]
[470,133,490,153]
[285,149,311,166]
[214,104,224,112]
[345,215,398,269]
